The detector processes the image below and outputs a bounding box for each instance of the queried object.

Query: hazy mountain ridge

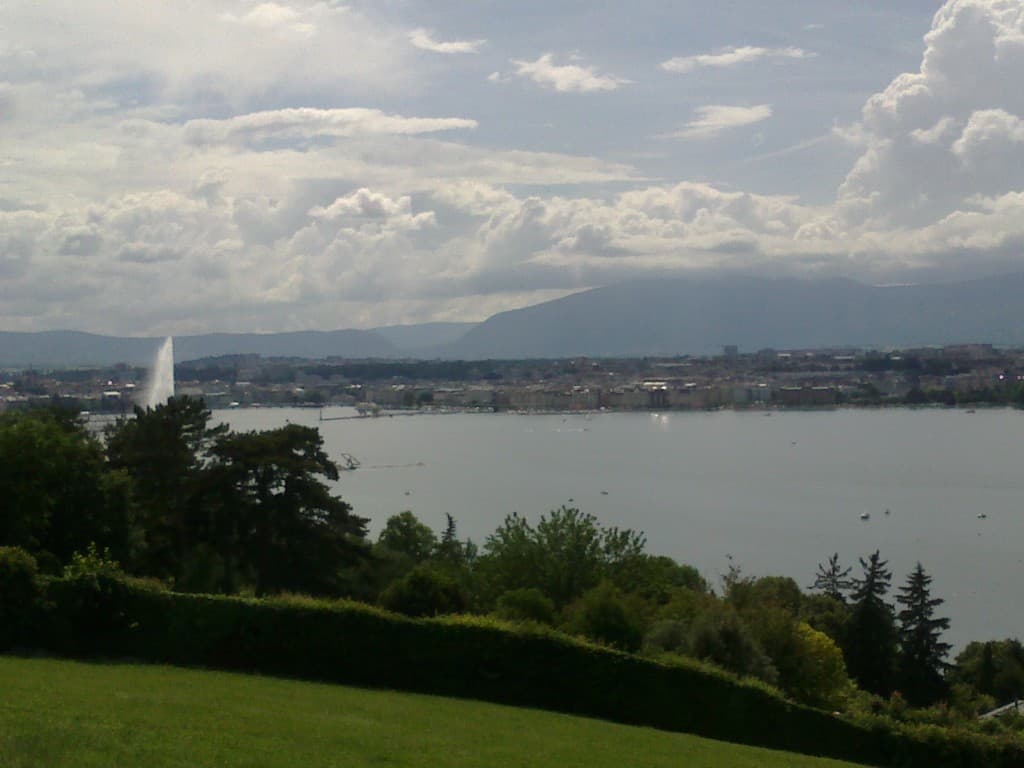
[438,273,1024,358]
[4,273,1024,366]
[0,329,400,367]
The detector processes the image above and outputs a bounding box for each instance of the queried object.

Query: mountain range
[3,273,1024,367]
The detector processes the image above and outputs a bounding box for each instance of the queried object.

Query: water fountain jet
[142,336,175,409]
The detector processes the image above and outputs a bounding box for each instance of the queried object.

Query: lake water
[213,406,1024,649]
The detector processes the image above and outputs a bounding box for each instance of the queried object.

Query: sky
[2,0,1024,336]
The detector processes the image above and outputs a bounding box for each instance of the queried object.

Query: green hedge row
[8,569,1024,768]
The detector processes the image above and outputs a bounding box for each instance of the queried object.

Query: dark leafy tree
[378,511,437,563]
[478,506,645,607]
[843,550,898,696]
[0,410,137,570]
[811,553,853,603]
[211,424,369,596]
[380,564,468,617]
[434,513,475,567]
[563,580,645,652]
[949,639,1024,707]
[104,396,226,579]
[896,562,951,705]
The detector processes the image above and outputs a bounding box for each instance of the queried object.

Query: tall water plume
[142,336,175,409]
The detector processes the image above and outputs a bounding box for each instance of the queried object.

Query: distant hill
[439,273,1024,358]
[6,273,1024,367]
[0,329,398,367]
[370,322,477,352]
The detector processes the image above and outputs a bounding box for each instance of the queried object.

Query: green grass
[0,655,872,768]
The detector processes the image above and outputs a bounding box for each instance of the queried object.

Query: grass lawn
[0,655,872,768]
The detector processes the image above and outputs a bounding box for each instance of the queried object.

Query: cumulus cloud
[667,105,773,140]
[6,0,1024,335]
[661,46,813,74]
[836,0,1024,228]
[511,54,629,93]
[409,28,485,54]
[309,188,435,229]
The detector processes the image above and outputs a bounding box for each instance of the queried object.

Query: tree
[378,511,437,563]
[434,513,475,569]
[895,562,951,705]
[811,554,853,603]
[380,564,468,617]
[843,551,898,696]
[0,410,136,570]
[478,506,645,608]
[210,424,368,596]
[950,639,1024,706]
[104,396,226,579]
[564,581,644,652]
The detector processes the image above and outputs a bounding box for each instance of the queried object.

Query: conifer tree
[896,562,951,705]
[843,550,898,696]
[810,553,852,602]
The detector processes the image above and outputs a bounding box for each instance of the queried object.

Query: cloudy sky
[3,0,1023,335]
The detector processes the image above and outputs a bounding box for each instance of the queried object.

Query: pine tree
[843,550,898,696]
[810,553,853,602]
[896,562,951,705]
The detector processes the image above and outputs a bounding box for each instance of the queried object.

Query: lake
[214,406,1024,649]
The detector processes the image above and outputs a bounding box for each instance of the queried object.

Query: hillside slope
[0,656,868,768]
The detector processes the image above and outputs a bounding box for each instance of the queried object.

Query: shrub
[687,606,779,686]
[495,588,556,625]
[43,545,164,656]
[0,546,40,649]
[563,581,644,652]
[380,565,468,617]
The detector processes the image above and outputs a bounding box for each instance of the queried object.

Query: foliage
[610,554,709,604]
[800,594,851,647]
[105,396,226,579]
[0,546,40,649]
[0,410,135,570]
[844,551,898,696]
[377,510,437,563]
[563,581,645,652]
[785,622,853,708]
[896,562,951,706]
[728,575,803,617]
[686,605,778,686]
[494,587,556,625]
[950,640,1024,708]
[380,564,468,617]
[478,506,645,607]
[810,554,853,603]
[208,424,369,596]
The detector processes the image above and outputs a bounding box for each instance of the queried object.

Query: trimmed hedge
[13,572,1024,768]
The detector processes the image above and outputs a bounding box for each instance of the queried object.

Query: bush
[563,581,644,652]
[0,546,40,649]
[42,545,165,656]
[380,565,468,617]
[495,588,556,625]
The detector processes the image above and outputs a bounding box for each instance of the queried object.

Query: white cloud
[836,0,1024,228]
[1,0,413,105]
[668,105,773,140]
[661,46,813,74]
[512,54,629,93]
[309,188,435,229]
[181,108,478,146]
[409,28,485,54]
